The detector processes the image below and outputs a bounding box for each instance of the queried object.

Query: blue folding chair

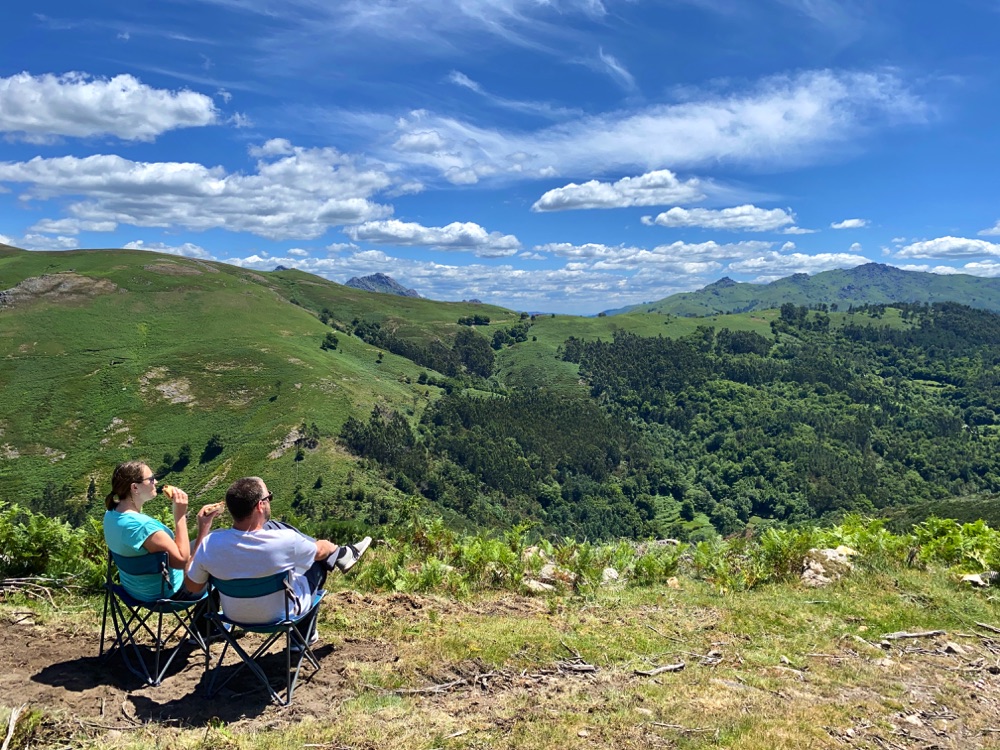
[99,550,210,686]
[205,571,325,706]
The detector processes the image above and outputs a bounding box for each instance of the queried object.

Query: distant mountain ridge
[610,263,1000,316]
[345,272,420,298]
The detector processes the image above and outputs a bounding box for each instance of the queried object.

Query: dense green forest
[337,301,1000,540]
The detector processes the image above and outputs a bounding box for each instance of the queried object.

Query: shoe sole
[338,537,372,573]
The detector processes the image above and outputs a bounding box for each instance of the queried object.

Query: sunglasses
[140,476,157,485]
[259,493,273,503]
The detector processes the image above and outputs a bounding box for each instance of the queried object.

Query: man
[185,476,370,635]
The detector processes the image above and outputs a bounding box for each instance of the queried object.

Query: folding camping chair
[99,550,210,686]
[204,571,325,706]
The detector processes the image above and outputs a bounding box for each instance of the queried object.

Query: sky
[1,1,1000,314]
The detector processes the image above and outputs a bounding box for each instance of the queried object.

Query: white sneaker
[335,536,372,573]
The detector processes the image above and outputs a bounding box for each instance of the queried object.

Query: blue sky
[2,1,1000,314]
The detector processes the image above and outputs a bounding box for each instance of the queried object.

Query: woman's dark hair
[225,476,265,521]
[105,461,147,511]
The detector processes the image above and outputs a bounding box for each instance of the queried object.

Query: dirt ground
[7,589,1000,749]
[0,591,559,745]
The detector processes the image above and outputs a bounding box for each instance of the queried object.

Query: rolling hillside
[609,263,1000,317]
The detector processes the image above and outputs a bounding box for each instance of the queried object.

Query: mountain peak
[345,273,421,298]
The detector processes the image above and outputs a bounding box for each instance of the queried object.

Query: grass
[5,559,1000,749]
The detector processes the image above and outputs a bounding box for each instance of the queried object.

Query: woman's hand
[163,484,189,520]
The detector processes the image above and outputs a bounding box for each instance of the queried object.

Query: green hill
[0,246,518,523]
[610,263,1000,317]
[6,245,1000,541]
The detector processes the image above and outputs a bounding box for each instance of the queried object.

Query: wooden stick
[2,705,27,750]
[975,622,1000,635]
[881,630,945,640]
[635,662,685,676]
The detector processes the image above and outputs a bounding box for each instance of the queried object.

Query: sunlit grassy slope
[0,245,912,520]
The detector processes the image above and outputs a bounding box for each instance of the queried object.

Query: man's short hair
[226,476,266,521]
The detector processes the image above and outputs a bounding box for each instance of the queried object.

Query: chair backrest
[209,571,295,620]
[109,550,172,598]
[209,572,290,598]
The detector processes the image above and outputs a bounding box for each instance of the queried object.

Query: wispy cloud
[979,220,1000,237]
[382,70,927,185]
[597,48,636,91]
[446,71,581,119]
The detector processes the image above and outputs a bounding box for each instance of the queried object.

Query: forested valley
[338,302,1000,541]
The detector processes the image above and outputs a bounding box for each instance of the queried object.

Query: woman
[103,460,219,601]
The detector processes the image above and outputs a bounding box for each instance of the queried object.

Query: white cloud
[0,72,218,141]
[781,241,796,251]
[393,131,447,154]
[220,245,706,316]
[345,219,521,257]
[533,169,705,211]
[782,226,818,234]
[642,205,795,232]
[447,71,581,119]
[597,47,636,91]
[979,221,1000,237]
[29,217,117,234]
[831,218,869,229]
[849,242,862,252]
[0,142,394,241]
[896,236,1000,259]
[124,240,213,258]
[287,248,309,257]
[0,232,79,250]
[728,251,871,281]
[897,264,963,274]
[382,70,926,184]
[537,240,771,269]
[891,236,908,244]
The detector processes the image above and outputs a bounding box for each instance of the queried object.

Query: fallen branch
[2,705,27,750]
[650,721,714,733]
[635,662,685,676]
[976,622,1000,635]
[390,678,468,695]
[881,630,945,641]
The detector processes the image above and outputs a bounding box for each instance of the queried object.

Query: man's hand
[196,501,223,534]
[314,539,339,561]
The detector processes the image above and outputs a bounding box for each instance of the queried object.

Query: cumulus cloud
[897,264,963,274]
[124,240,213,258]
[896,236,1000,259]
[345,219,521,257]
[287,248,309,257]
[831,218,869,229]
[849,242,862,252]
[642,205,795,232]
[536,240,771,269]
[219,245,704,316]
[728,251,871,281]
[532,169,705,211]
[0,232,79,250]
[782,226,817,234]
[0,142,394,240]
[382,69,926,184]
[0,72,218,141]
[29,217,117,234]
[979,221,1000,237]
